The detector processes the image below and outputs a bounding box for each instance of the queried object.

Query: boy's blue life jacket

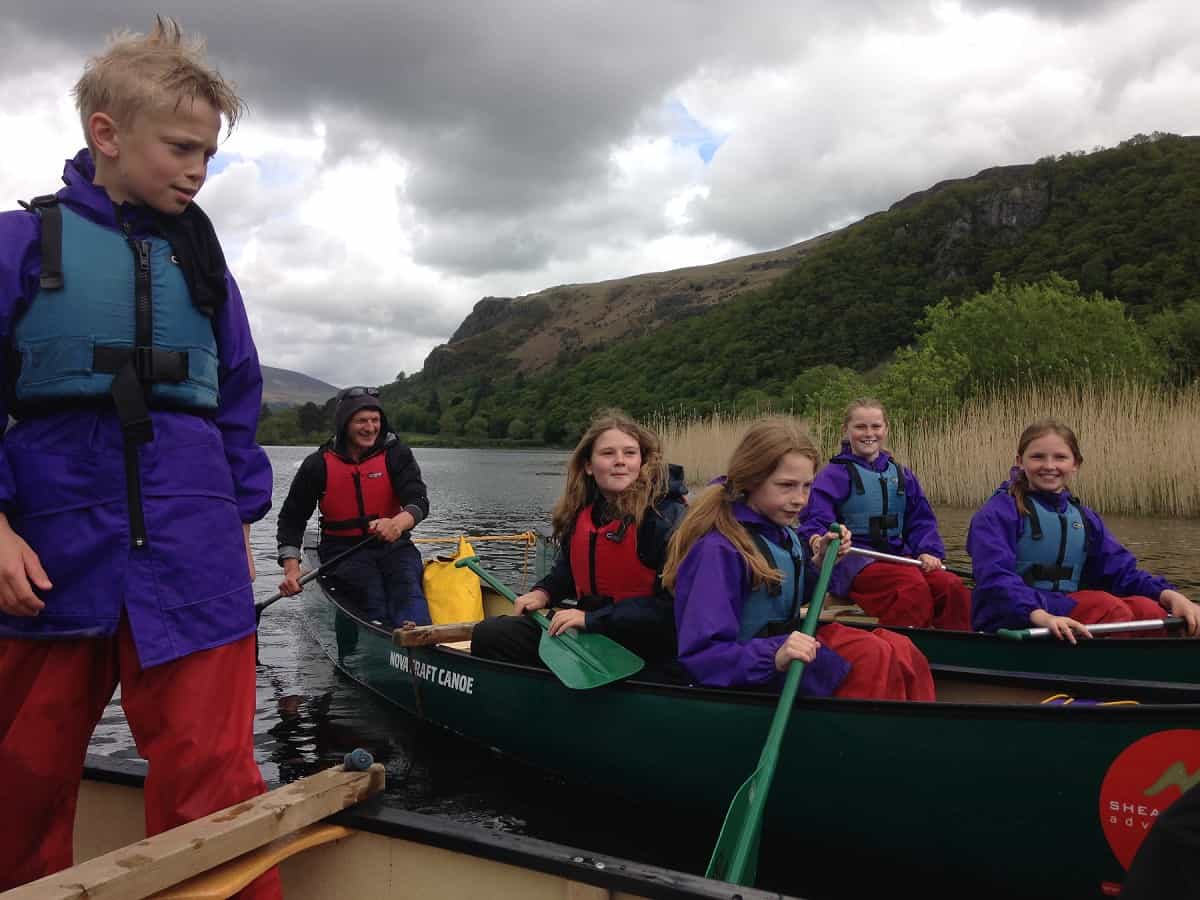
[1014,494,1088,592]
[834,458,906,548]
[738,527,808,641]
[12,199,219,422]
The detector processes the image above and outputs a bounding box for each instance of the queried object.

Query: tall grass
[655,383,1200,518]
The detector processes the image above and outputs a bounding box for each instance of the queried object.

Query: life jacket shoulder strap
[18,195,64,291]
[832,459,866,495]
[746,528,784,597]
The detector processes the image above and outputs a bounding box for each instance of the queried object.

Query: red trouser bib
[850,561,972,630]
[0,617,281,897]
[818,622,936,701]
[1068,590,1166,633]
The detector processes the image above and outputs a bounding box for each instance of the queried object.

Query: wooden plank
[796,602,878,625]
[395,621,477,646]
[4,763,384,900]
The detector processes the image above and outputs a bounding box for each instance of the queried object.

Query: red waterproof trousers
[1068,590,1166,633]
[850,561,972,631]
[0,617,281,897]
[818,622,936,701]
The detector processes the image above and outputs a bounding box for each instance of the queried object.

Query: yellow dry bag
[423,536,484,625]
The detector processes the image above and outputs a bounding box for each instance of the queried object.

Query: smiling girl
[663,417,934,700]
[471,409,687,665]
[799,398,971,630]
[967,420,1200,641]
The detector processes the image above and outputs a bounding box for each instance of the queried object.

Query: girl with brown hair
[967,420,1200,640]
[663,417,934,700]
[471,409,687,664]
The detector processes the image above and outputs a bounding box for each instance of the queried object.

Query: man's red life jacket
[568,504,657,602]
[320,448,402,537]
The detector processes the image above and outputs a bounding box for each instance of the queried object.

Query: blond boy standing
[0,19,278,897]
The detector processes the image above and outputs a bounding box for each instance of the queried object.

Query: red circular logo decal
[1099,728,1200,870]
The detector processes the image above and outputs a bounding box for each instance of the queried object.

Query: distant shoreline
[262,435,560,451]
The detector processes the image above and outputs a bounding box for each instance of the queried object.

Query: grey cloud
[3,0,937,276]
[960,0,1130,19]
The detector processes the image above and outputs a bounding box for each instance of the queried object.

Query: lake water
[85,446,1200,897]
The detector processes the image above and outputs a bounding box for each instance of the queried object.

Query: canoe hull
[299,571,1200,899]
[884,622,1200,686]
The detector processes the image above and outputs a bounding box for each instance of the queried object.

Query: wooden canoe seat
[799,600,879,627]
[150,824,355,900]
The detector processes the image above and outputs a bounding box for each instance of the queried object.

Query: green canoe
[297,553,1200,900]
[830,619,1200,686]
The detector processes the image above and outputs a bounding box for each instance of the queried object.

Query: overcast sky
[1,1,1197,388]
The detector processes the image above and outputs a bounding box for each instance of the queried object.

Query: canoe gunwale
[79,754,790,900]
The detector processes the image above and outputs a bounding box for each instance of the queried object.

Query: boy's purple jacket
[966,473,1173,632]
[673,502,851,696]
[0,150,272,667]
[798,444,946,597]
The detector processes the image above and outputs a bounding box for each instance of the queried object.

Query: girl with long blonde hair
[967,420,1200,640]
[664,417,934,700]
[472,410,687,664]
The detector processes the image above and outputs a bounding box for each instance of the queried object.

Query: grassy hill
[355,132,1200,444]
[260,365,339,409]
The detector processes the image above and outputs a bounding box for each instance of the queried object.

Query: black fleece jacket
[275,432,429,563]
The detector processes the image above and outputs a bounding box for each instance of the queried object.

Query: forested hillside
[262,133,1200,445]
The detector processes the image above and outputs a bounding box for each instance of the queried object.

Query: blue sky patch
[666,100,727,164]
[208,152,241,176]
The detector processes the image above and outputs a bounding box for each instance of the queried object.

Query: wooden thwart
[393,605,878,650]
[412,532,537,545]
[3,763,384,900]
[396,621,477,646]
[801,602,879,626]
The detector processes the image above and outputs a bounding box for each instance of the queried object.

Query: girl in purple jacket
[967,420,1200,640]
[799,398,971,630]
[663,417,934,701]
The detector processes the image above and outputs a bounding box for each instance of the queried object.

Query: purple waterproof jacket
[673,503,851,696]
[966,475,1173,632]
[0,151,272,666]
[798,444,946,597]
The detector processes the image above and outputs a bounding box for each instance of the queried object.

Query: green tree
[879,275,1162,419]
[1144,299,1200,384]
[507,417,531,440]
[786,365,870,418]
[296,402,326,435]
[464,415,490,439]
[439,403,471,436]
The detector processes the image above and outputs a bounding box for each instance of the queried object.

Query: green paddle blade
[536,621,644,689]
[456,556,645,689]
[706,531,842,887]
[705,771,762,885]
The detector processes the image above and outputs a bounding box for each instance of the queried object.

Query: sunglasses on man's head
[343,386,380,398]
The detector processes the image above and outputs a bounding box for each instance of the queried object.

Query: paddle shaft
[710,534,841,885]
[254,535,376,616]
[998,616,1184,640]
[847,546,972,580]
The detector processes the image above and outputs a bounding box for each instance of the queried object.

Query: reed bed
[650,410,755,490]
[654,383,1200,518]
